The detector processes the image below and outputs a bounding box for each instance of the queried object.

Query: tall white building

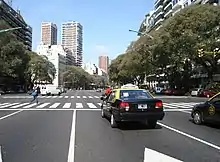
[61,21,83,67]
[36,44,72,86]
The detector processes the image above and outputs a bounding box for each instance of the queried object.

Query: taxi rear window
[120,90,152,99]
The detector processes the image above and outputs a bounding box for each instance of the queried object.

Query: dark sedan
[100,88,165,128]
[191,92,220,125]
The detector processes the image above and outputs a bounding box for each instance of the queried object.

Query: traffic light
[198,48,204,57]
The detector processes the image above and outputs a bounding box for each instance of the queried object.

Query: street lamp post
[129,29,154,39]
[0,27,22,33]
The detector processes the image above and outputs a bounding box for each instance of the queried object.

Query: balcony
[154,11,164,20]
[154,18,164,26]
[155,5,163,13]
[164,9,173,18]
[155,0,164,6]
[164,1,172,11]
[163,0,171,4]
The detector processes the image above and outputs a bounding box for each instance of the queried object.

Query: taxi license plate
[138,104,148,109]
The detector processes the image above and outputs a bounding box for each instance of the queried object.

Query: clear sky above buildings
[12,0,153,65]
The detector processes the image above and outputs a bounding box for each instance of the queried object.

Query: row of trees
[0,20,56,91]
[109,5,220,91]
[63,66,108,89]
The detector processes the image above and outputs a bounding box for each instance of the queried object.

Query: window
[120,90,152,100]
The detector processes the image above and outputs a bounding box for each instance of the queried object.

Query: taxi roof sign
[121,84,139,89]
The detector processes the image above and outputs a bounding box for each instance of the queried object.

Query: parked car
[191,88,203,96]
[197,89,217,98]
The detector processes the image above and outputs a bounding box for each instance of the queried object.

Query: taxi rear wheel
[193,111,203,125]
[110,114,118,128]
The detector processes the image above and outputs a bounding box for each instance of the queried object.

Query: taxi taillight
[155,101,163,108]
[120,102,130,109]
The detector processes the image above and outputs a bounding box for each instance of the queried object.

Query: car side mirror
[100,96,104,100]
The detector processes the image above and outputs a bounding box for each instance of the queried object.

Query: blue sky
[12,0,153,65]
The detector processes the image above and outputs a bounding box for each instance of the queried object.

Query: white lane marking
[144,148,182,162]
[67,110,76,162]
[46,96,51,98]
[10,103,29,108]
[76,103,83,108]
[0,110,23,120]
[65,96,69,98]
[0,108,102,111]
[71,96,74,98]
[83,96,86,98]
[59,96,63,98]
[158,122,220,150]
[97,103,102,106]
[0,103,19,108]
[23,103,37,108]
[169,103,195,109]
[77,96,80,98]
[52,96,57,98]
[163,104,178,109]
[87,103,97,108]
[63,103,71,108]
[0,145,2,162]
[94,96,99,98]
[36,103,50,108]
[88,96,93,98]
[49,103,60,108]
[0,103,9,106]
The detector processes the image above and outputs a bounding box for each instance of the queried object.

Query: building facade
[138,0,220,34]
[36,44,72,86]
[41,22,57,45]
[99,56,109,73]
[61,21,83,67]
[0,0,32,50]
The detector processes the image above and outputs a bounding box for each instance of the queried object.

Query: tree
[161,4,220,83]
[26,52,56,88]
[63,66,91,89]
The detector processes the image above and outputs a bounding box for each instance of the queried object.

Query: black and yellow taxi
[100,84,165,128]
[191,92,220,125]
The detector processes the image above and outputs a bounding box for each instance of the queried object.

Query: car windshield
[120,90,152,99]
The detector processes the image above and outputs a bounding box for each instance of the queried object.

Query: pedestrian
[30,88,39,104]
[104,86,112,100]
[36,86,40,94]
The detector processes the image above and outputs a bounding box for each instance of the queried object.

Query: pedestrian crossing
[0,102,201,110]
[1,95,101,99]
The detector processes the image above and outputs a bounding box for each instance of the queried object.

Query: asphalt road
[0,90,219,162]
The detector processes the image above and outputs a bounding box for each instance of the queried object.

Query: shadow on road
[189,119,220,129]
[119,122,162,130]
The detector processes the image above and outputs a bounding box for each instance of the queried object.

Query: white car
[191,88,202,96]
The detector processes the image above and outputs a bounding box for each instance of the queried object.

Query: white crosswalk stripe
[49,103,60,108]
[36,103,50,108]
[63,103,71,108]
[87,103,97,108]
[0,102,200,110]
[2,95,103,99]
[76,103,83,108]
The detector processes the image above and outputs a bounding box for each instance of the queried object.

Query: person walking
[30,88,39,104]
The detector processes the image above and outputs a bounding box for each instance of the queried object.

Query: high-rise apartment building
[0,0,32,50]
[99,56,109,73]
[61,21,83,66]
[138,0,220,34]
[41,22,57,45]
